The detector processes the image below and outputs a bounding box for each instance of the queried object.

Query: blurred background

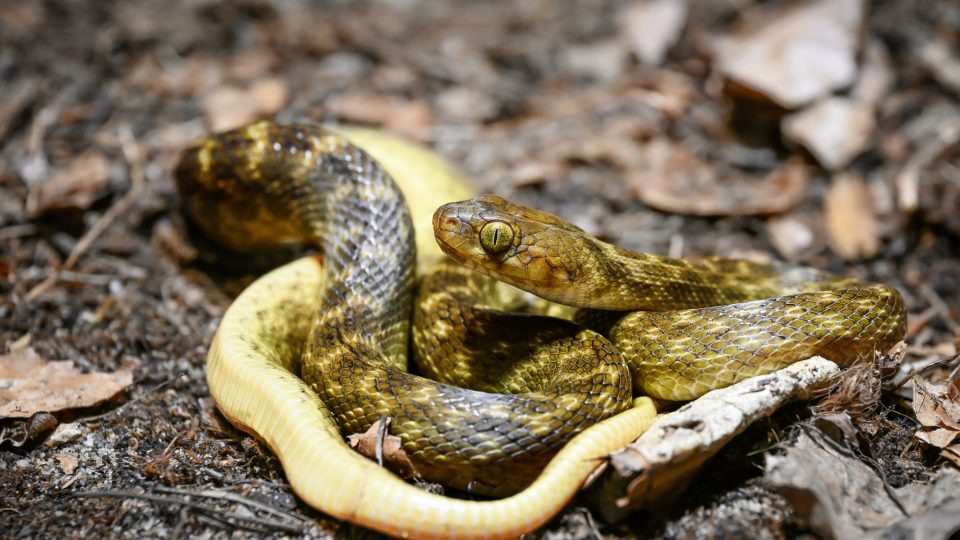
[1,0,958,538]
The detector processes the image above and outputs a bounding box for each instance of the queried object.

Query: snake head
[434,195,594,304]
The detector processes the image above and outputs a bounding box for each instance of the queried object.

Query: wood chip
[620,0,688,66]
[713,0,863,108]
[782,97,875,170]
[766,214,817,261]
[822,172,879,260]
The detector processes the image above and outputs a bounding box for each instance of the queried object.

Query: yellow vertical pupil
[480,221,513,254]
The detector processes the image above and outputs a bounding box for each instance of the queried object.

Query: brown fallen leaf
[26,151,111,216]
[347,418,419,480]
[628,138,808,216]
[0,347,133,419]
[713,0,863,108]
[912,375,960,468]
[767,427,960,539]
[202,77,289,133]
[330,94,433,140]
[822,173,880,260]
[55,452,79,475]
[782,97,875,171]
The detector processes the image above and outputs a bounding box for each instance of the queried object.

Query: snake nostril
[442,216,460,231]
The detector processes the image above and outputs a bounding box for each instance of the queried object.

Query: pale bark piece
[766,214,816,261]
[918,40,960,95]
[852,39,894,108]
[620,0,688,66]
[822,173,880,260]
[561,40,628,81]
[0,347,133,419]
[782,97,875,170]
[713,0,863,108]
[590,357,841,521]
[628,139,808,216]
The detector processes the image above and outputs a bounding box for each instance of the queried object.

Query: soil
[1,1,958,539]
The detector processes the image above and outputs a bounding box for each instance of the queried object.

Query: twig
[0,224,38,241]
[25,124,146,302]
[375,416,391,467]
[152,485,308,524]
[918,283,960,334]
[891,355,959,391]
[72,489,305,534]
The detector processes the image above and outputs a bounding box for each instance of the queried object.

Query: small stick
[25,125,146,301]
[72,489,305,534]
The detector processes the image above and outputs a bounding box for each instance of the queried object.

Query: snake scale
[176,121,906,539]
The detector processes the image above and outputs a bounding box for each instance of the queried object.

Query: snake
[175,121,906,539]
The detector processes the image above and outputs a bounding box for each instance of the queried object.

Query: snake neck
[589,243,860,311]
[308,143,417,368]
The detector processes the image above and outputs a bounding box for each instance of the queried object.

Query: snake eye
[479,221,513,254]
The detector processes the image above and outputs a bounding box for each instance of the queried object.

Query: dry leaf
[620,0,688,66]
[822,173,879,260]
[330,94,433,139]
[202,77,289,132]
[912,375,960,465]
[782,97,875,170]
[55,452,79,474]
[713,0,863,108]
[347,419,419,480]
[913,376,960,432]
[628,139,807,216]
[767,429,960,540]
[0,347,133,419]
[27,151,111,216]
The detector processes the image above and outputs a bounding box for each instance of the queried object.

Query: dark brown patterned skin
[175,121,630,496]
[434,195,907,401]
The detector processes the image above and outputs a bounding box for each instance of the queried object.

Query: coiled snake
[176,121,906,539]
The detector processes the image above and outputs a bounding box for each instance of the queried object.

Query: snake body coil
[177,121,906,538]
[176,122,633,496]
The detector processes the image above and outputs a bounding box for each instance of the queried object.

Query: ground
[1,0,959,539]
